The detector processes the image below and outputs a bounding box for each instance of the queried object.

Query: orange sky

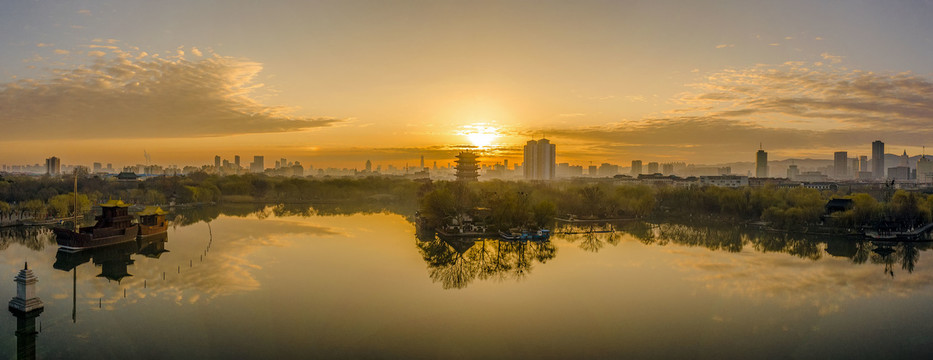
[2,1,933,169]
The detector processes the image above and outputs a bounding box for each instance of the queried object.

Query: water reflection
[552,220,932,278]
[0,227,56,252]
[51,233,169,323]
[416,234,556,289]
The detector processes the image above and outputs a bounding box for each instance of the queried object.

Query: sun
[459,124,500,148]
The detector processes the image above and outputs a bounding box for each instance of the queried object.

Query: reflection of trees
[173,201,420,226]
[0,226,56,251]
[605,220,933,277]
[557,222,626,252]
[416,235,557,289]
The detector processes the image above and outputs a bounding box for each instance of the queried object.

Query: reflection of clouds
[74,217,340,309]
[666,243,933,315]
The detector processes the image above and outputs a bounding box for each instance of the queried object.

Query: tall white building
[523,139,556,180]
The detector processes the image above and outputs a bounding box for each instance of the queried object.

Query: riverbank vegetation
[418,180,933,232]
[0,173,421,223]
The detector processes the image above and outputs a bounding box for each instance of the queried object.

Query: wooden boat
[54,200,139,252]
[137,206,168,239]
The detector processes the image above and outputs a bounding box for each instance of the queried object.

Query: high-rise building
[455,151,479,182]
[834,151,848,179]
[631,160,642,175]
[872,140,885,180]
[787,164,799,180]
[918,155,933,184]
[234,155,241,168]
[647,162,659,174]
[662,163,674,175]
[755,148,768,178]
[859,156,868,174]
[214,155,221,169]
[365,160,372,172]
[420,155,425,170]
[93,162,102,173]
[250,156,264,173]
[523,139,556,180]
[45,157,60,175]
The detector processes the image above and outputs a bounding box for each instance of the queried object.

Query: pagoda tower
[455,151,479,182]
[9,263,43,314]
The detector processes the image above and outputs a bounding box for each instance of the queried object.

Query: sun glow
[459,124,500,148]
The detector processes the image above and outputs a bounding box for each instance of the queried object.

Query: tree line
[0,172,421,223]
[418,180,933,231]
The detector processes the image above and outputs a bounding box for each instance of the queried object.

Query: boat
[499,228,551,241]
[136,206,168,239]
[53,200,139,252]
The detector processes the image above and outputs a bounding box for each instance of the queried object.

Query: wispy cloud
[540,62,933,161]
[0,44,344,140]
[820,52,844,64]
[715,44,735,49]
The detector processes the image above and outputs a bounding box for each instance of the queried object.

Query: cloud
[191,47,203,57]
[36,43,53,48]
[541,63,933,161]
[54,49,70,55]
[77,9,92,15]
[0,45,345,140]
[820,52,844,64]
[715,44,734,49]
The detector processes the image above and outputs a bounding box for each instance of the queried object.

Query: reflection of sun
[459,124,500,148]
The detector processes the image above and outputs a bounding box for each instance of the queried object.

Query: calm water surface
[2,207,933,359]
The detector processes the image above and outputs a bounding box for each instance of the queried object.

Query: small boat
[54,200,139,252]
[137,206,168,239]
[499,229,551,241]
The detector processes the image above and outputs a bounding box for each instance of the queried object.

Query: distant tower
[647,162,659,174]
[45,157,61,175]
[899,150,909,167]
[523,139,556,180]
[251,156,265,173]
[234,155,241,168]
[834,151,848,179]
[365,160,372,172]
[420,155,425,170]
[455,151,480,182]
[787,164,799,180]
[214,155,221,169]
[872,140,885,180]
[631,160,643,176]
[756,145,768,178]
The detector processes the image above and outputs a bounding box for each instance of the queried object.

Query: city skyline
[2,1,933,167]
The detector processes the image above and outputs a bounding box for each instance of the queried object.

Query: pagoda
[455,151,480,182]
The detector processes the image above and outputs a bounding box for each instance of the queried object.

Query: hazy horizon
[2,1,933,168]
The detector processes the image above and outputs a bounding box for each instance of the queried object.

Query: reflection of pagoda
[9,263,44,360]
[93,241,139,283]
[455,151,479,182]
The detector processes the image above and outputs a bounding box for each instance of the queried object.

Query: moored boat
[54,200,139,252]
[137,206,168,239]
[500,228,551,241]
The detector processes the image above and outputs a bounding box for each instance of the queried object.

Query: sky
[1,0,933,169]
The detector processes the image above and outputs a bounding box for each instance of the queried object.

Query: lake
[2,205,933,359]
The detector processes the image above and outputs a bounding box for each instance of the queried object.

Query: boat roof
[138,206,167,216]
[100,199,131,208]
